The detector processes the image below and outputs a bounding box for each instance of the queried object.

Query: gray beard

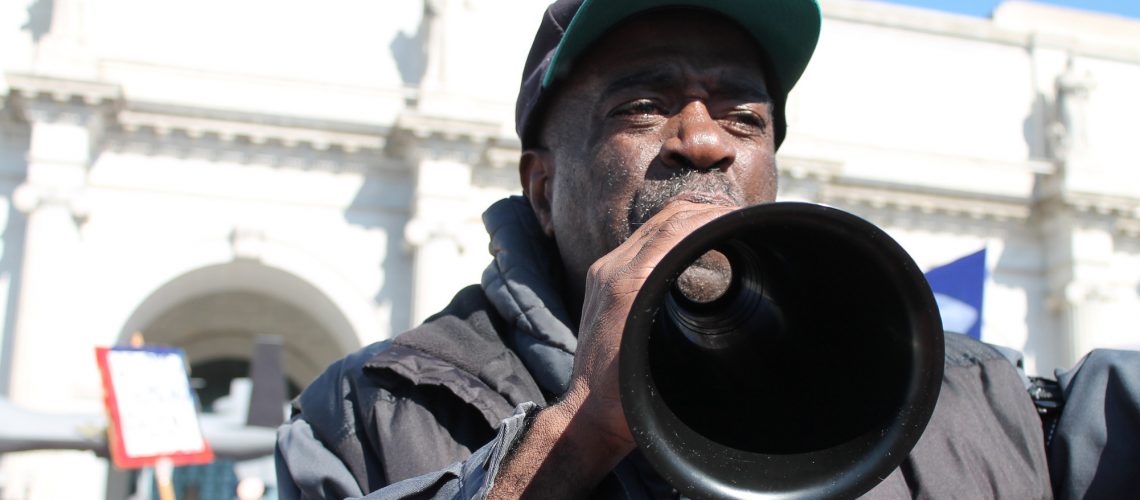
[625,170,742,238]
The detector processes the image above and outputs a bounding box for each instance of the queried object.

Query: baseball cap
[515,0,822,149]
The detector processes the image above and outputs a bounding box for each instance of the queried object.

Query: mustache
[626,170,743,232]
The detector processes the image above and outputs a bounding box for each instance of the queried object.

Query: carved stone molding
[480,140,522,170]
[229,226,267,262]
[402,216,483,255]
[822,181,1031,222]
[1046,280,1123,313]
[11,183,89,227]
[778,155,842,183]
[393,110,504,143]
[116,108,387,155]
[1118,218,1140,238]
[109,100,393,174]
[5,73,121,108]
[5,73,399,173]
[388,110,516,165]
[1035,187,1140,238]
[5,75,118,131]
[1062,191,1139,218]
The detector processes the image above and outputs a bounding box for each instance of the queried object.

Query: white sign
[96,347,213,468]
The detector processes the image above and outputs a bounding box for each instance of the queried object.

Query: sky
[877,0,1140,20]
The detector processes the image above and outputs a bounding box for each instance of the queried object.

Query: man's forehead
[595,64,771,101]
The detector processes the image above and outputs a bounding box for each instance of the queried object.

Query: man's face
[526,10,778,302]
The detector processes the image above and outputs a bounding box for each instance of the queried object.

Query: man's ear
[519,148,556,237]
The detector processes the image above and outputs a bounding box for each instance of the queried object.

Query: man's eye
[611,100,663,117]
[724,111,767,133]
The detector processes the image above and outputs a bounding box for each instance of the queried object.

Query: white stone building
[0,0,1136,498]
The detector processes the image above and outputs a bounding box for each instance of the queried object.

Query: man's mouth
[626,170,744,236]
[662,191,739,209]
[631,190,742,229]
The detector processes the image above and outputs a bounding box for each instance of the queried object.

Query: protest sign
[95,346,214,469]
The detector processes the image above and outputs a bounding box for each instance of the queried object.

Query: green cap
[516,0,822,148]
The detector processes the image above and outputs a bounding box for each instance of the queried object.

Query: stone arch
[118,260,361,389]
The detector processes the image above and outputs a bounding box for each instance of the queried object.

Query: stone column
[1041,210,1118,369]
[0,84,113,500]
[404,153,475,325]
[7,97,102,411]
[1037,59,1126,370]
[392,110,501,326]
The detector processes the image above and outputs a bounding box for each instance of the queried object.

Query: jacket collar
[480,196,577,397]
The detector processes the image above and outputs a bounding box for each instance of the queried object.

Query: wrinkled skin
[523,10,777,308]
[493,10,778,499]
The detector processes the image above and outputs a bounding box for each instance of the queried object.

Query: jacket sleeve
[1048,349,1140,499]
[276,402,538,500]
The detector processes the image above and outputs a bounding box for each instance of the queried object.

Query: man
[276,0,1054,497]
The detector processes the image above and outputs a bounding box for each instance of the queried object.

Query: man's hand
[490,201,735,499]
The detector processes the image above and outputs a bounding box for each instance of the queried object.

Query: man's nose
[660,101,735,171]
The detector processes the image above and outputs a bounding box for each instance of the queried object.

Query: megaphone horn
[619,202,944,499]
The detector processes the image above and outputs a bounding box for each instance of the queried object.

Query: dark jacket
[275,285,541,498]
[275,286,1055,498]
[277,197,1134,498]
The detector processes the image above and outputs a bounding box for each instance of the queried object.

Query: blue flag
[924,248,987,340]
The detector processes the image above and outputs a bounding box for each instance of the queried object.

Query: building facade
[0,0,1137,498]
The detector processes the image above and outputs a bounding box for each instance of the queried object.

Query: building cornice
[3,74,525,176]
[820,174,1140,234]
[1062,191,1140,218]
[387,110,520,167]
[778,155,843,183]
[1036,187,1140,236]
[391,110,514,145]
[5,72,121,106]
[116,107,386,154]
[821,177,1032,222]
[4,73,121,129]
